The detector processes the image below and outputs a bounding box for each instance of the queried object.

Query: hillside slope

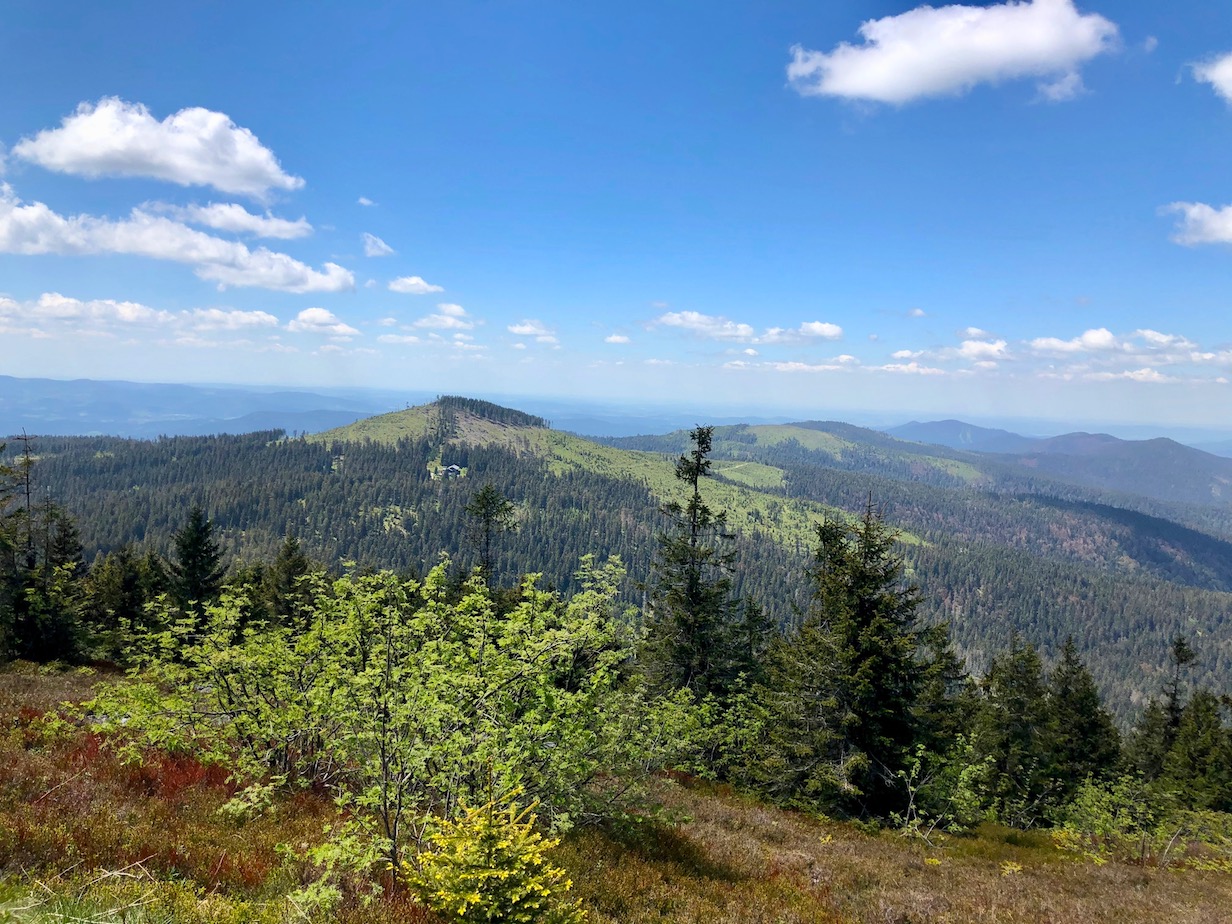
[14,397,1232,717]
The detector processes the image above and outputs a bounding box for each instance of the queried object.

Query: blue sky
[3,0,1232,426]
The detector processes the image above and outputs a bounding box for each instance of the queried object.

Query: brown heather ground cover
[1,667,1230,924]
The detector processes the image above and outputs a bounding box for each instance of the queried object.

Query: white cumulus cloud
[878,361,947,376]
[363,232,395,257]
[769,361,844,373]
[798,320,844,339]
[389,275,444,294]
[1193,52,1232,103]
[1085,367,1173,383]
[761,321,844,343]
[0,185,352,293]
[957,338,1009,360]
[287,307,359,339]
[13,98,304,198]
[605,334,630,344]
[1164,201,1232,245]
[1029,327,1123,353]
[787,0,1118,105]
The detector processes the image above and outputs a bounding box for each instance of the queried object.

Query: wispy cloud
[653,310,842,344]
[0,291,172,326]
[0,293,281,339]
[412,303,474,330]
[362,232,395,257]
[147,202,311,239]
[507,319,558,344]
[186,307,279,331]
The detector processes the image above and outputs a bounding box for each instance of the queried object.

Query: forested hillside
[3,407,1232,924]
[5,397,1232,717]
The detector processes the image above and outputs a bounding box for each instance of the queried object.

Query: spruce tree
[1126,699,1169,782]
[971,635,1057,827]
[267,534,316,628]
[1162,690,1232,812]
[0,443,18,658]
[811,502,935,814]
[642,426,740,697]
[1128,636,1200,784]
[84,545,147,660]
[465,484,516,580]
[1049,635,1120,798]
[1164,635,1196,742]
[756,501,954,817]
[171,506,226,624]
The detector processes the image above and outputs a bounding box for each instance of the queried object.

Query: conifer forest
[1,399,1231,923]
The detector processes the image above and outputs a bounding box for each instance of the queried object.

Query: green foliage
[267,534,316,627]
[0,442,86,664]
[1161,690,1232,811]
[1055,774,1232,869]
[19,420,1232,718]
[405,795,585,924]
[88,555,688,877]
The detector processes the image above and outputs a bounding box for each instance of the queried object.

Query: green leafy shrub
[87,556,692,880]
[1054,774,1232,868]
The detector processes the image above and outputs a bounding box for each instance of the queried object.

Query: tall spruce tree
[755,501,955,817]
[1162,690,1232,812]
[465,484,516,580]
[1164,635,1197,741]
[171,506,226,624]
[1049,636,1120,798]
[0,443,17,658]
[267,534,316,628]
[971,635,1058,827]
[642,426,741,697]
[1128,635,1199,783]
[84,545,147,660]
[0,441,86,664]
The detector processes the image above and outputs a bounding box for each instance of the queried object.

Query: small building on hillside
[443,464,463,478]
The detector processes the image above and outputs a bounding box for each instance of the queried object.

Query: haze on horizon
[4,1,1232,429]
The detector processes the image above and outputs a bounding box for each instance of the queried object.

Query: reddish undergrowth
[2,667,1231,924]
